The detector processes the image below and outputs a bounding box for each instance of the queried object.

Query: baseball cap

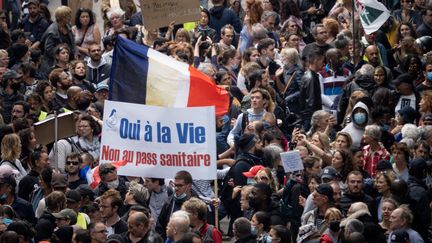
[236,133,257,152]
[315,183,334,202]
[96,82,109,92]
[243,165,265,178]
[393,73,414,87]
[107,234,125,243]
[389,229,409,243]
[52,208,77,225]
[65,189,82,203]
[51,173,67,188]
[2,70,22,81]
[321,166,337,181]
[76,184,95,201]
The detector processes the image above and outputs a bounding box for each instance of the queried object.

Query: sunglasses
[66,160,79,166]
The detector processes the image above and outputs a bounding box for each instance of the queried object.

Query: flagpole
[352,0,357,68]
[214,179,219,230]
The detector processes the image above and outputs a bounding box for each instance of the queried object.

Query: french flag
[109,36,229,116]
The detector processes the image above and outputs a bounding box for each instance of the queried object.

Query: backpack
[65,137,87,154]
[220,157,256,216]
[280,178,297,221]
[202,224,218,243]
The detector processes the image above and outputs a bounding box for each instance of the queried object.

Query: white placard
[280,151,304,173]
[100,100,217,179]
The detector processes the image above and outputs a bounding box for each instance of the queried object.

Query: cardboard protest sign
[34,112,76,145]
[100,100,217,179]
[280,151,304,173]
[139,0,200,30]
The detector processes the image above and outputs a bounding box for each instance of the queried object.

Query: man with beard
[49,68,73,111]
[339,171,374,216]
[10,101,30,123]
[319,48,351,111]
[99,189,128,236]
[208,0,242,38]
[0,70,24,124]
[65,153,86,189]
[248,183,284,225]
[19,0,49,50]
[85,43,111,85]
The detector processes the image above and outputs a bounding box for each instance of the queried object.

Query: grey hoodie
[341,101,370,148]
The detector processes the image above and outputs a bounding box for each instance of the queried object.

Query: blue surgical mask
[353,112,367,125]
[174,192,187,200]
[427,71,432,81]
[0,193,7,202]
[247,178,256,185]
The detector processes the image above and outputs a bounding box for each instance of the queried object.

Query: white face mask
[107,178,119,189]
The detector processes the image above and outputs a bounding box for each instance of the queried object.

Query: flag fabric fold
[109,36,229,116]
[355,0,390,34]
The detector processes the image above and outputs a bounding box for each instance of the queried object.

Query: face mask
[247,178,256,185]
[0,193,7,203]
[353,112,367,125]
[10,82,21,91]
[231,63,239,70]
[174,192,187,200]
[107,178,119,189]
[329,220,341,232]
[427,71,432,81]
[266,236,272,243]
[251,225,257,235]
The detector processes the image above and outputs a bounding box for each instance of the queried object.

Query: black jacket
[234,234,256,243]
[299,70,322,121]
[339,191,375,217]
[18,169,39,201]
[155,192,198,240]
[35,210,56,242]
[407,176,431,241]
[121,230,163,243]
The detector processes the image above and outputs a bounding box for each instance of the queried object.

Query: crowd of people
[0,0,432,242]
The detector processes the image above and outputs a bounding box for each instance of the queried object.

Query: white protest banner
[280,151,304,173]
[100,100,216,179]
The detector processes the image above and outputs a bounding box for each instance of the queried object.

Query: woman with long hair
[35,81,54,113]
[18,128,37,170]
[1,133,27,184]
[72,8,101,59]
[331,149,354,183]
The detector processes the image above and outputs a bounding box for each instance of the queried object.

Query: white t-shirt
[395,94,416,114]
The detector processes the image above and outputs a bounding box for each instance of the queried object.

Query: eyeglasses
[66,160,79,166]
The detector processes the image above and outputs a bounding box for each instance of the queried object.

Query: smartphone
[201,31,207,42]
[295,123,302,130]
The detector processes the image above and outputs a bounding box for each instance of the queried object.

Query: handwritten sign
[280,151,304,173]
[139,0,200,30]
[100,100,217,179]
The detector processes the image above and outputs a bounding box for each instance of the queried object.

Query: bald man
[123,212,163,243]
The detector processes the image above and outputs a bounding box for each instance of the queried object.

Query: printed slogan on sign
[100,100,217,179]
